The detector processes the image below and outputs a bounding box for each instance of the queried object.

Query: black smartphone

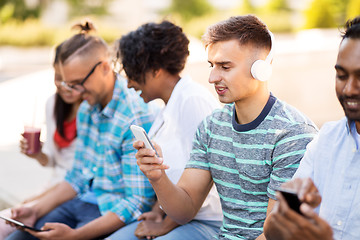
[277,188,303,215]
[0,215,44,232]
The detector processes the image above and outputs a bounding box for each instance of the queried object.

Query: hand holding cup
[20,127,41,157]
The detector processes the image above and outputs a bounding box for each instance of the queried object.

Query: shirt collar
[345,117,353,135]
[232,93,276,132]
[162,75,190,119]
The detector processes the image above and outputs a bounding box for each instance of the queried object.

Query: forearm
[258,197,277,240]
[151,201,165,217]
[148,202,179,232]
[161,215,180,233]
[150,173,198,224]
[32,181,76,218]
[263,214,279,240]
[75,211,125,240]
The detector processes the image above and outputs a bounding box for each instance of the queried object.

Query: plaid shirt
[65,75,156,224]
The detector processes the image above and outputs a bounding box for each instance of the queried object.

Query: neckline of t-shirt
[232,94,276,132]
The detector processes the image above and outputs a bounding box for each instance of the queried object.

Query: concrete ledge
[0,144,52,210]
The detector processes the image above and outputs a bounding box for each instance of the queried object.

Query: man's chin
[344,112,360,122]
[218,96,233,104]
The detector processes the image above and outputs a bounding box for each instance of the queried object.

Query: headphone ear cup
[251,59,272,82]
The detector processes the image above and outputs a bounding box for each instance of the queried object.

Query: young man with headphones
[134,15,318,240]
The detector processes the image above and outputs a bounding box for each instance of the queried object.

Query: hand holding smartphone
[277,188,303,215]
[130,125,159,157]
[0,215,45,232]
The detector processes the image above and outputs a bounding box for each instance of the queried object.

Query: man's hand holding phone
[264,179,333,240]
[280,178,321,209]
[274,178,321,219]
[1,206,40,232]
[131,125,169,182]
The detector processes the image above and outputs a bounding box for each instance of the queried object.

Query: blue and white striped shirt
[65,76,156,224]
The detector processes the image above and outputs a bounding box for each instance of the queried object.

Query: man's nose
[343,76,360,96]
[209,68,221,84]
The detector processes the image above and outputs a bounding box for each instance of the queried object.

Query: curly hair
[342,16,360,40]
[117,20,189,84]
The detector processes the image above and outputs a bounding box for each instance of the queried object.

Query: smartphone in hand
[277,188,303,215]
[130,125,159,157]
[0,215,45,232]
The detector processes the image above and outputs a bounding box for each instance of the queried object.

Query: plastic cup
[23,126,41,154]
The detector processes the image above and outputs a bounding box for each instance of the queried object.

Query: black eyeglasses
[60,61,102,93]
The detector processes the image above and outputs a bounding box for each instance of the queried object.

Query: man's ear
[101,61,112,75]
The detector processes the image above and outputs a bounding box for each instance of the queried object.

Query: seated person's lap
[108,219,222,240]
[6,198,101,240]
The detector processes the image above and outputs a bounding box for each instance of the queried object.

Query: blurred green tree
[65,0,111,17]
[346,0,360,20]
[328,0,349,26]
[256,0,293,32]
[0,3,15,23]
[168,0,214,22]
[265,0,291,12]
[0,0,45,22]
[0,0,111,23]
[304,0,337,28]
[239,0,256,14]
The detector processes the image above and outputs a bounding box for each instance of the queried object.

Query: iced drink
[23,126,41,154]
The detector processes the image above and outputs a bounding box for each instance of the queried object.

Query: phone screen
[277,188,303,215]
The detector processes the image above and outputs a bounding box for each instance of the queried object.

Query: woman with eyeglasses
[0,22,94,240]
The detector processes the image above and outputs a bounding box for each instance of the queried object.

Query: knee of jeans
[6,230,38,240]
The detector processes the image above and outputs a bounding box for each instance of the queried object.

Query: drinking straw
[32,96,37,128]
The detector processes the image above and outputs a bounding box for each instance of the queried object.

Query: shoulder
[116,84,153,120]
[112,77,156,130]
[45,94,56,112]
[269,99,318,134]
[77,101,92,122]
[116,76,148,112]
[200,104,233,131]
[317,117,347,140]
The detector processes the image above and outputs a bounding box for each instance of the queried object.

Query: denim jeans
[6,198,101,240]
[107,219,222,240]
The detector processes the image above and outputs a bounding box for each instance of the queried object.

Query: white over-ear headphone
[250,30,274,82]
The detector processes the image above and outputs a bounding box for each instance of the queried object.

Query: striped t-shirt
[186,94,318,240]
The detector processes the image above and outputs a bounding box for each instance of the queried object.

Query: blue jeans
[107,219,222,240]
[6,198,101,240]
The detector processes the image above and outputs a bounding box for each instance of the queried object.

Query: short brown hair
[202,15,271,50]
